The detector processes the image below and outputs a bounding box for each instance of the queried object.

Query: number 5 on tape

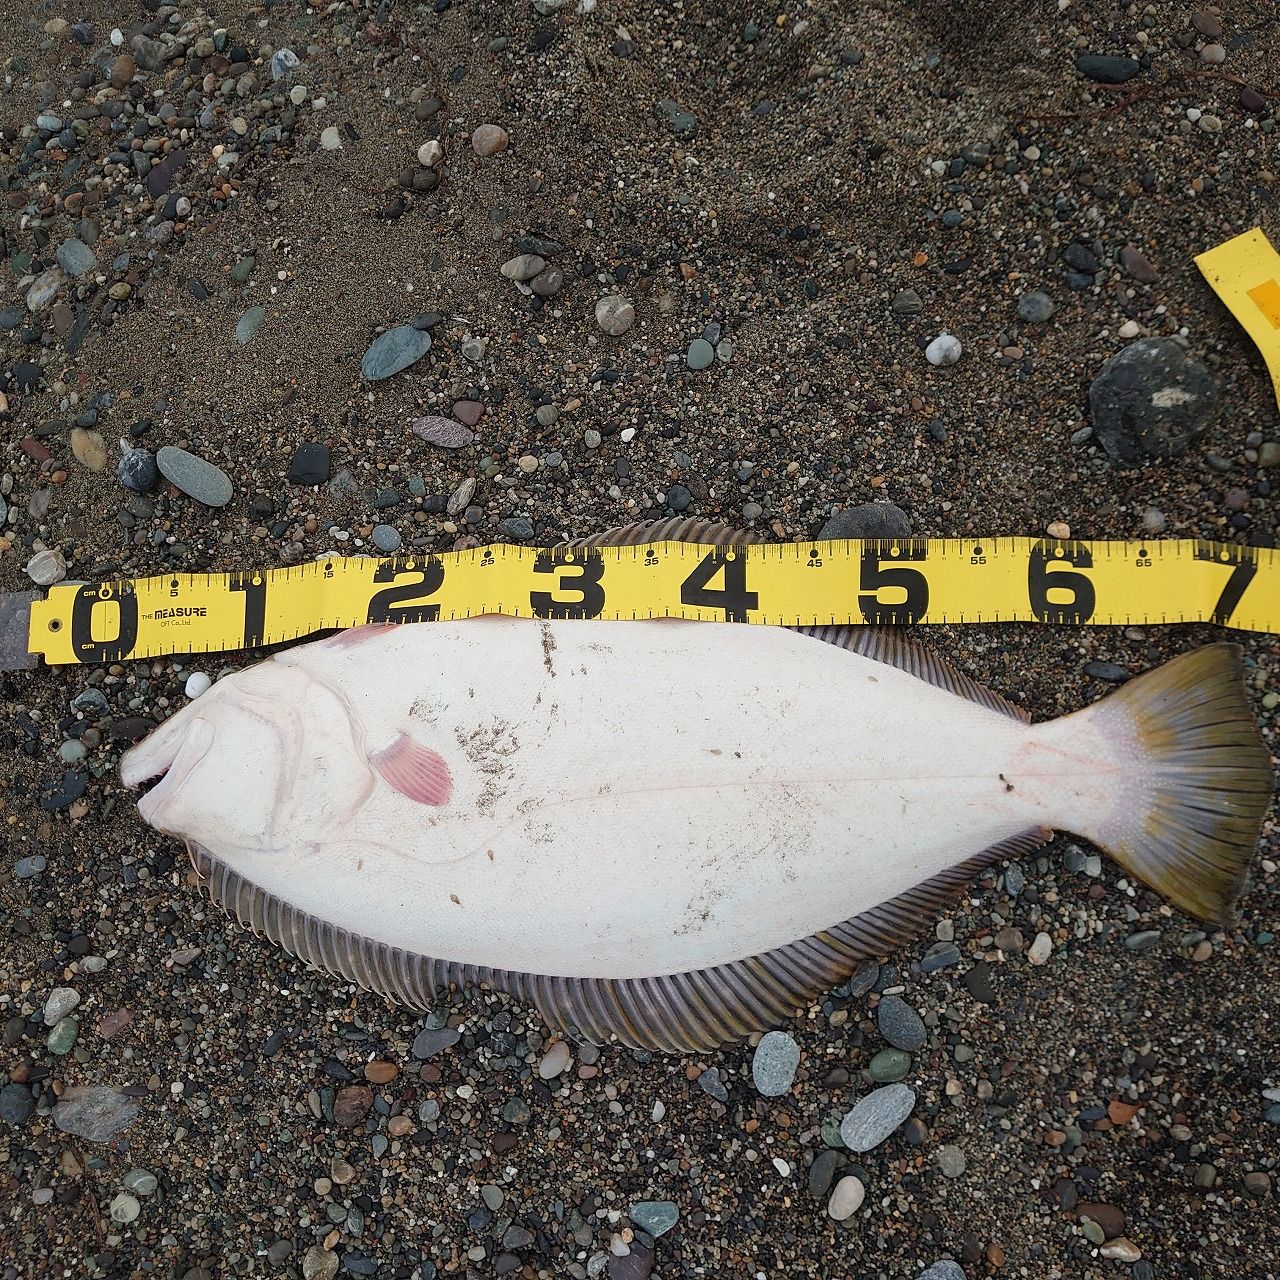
[1196,227,1280,413]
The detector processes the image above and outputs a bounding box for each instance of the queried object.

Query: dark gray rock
[877,994,926,1051]
[629,1200,678,1238]
[117,448,159,493]
[411,1026,461,1059]
[288,443,331,485]
[157,446,233,507]
[820,503,911,540]
[52,1085,139,1142]
[1016,291,1055,323]
[0,1083,34,1126]
[1075,54,1141,84]
[1088,338,1217,463]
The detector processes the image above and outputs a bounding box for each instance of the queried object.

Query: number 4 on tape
[1195,227,1280,413]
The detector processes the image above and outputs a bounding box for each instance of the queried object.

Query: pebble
[937,1144,967,1177]
[157,446,233,507]
[412,1026,461,1058]
[319,126,342,150]
[596,295,636,337]
[1119,245,1157,283]
[472,123,509,156]
[413,415,475,449]
[918,1263,967,1280]
[333,1085,373,1127]
[0,1084,35,1126]
[26,268,64,312]
[821,503,912,539]
[1088,338,1217,463]
[417,140,442,167]
[1200,43,1226,64]
[925,333,962,366]
[123,1168,159,1196]
[751,1031,800,1096]
[629,1200,678,1237]
[839,1083,916,1152]
[52,1085,139,1142]
[118,447,159,493]
[877,995,926,1051]
[501,254,546,282]
[1016,291,1055,323]
[26,549,67,587]
[538,1042,572,1079]
[869,1048,912,1082]
[891,289,923,315]
[686,338,716,370]
[808,1148,841,1199]
[14,856,47,880]
[1075,54,1141,84]
[47,1017,79,1054]
[235,306,265,344]
[56,238,97,277]
[362,326,431,381]
[371,525,402,553]
[697,1068,728,1102]
[1124,929,1162,952]
[501,517,535,541]
[44,988,80,1025]
[109,1192,141,1224]
[1027,932,1053,965]
[827,1175,865,1220]
[532,265,564,297]
[1101,1239,1143,1262]
[303,1246,339,1280]
[1142,507,1167,534]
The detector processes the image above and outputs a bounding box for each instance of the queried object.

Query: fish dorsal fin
[557,519,1031,724]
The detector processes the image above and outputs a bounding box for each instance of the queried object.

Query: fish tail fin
[1078,643,1272,927]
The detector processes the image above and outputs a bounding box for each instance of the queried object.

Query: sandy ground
[2,1,1279,1277]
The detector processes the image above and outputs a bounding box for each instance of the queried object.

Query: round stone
[319,126,342,150]
[827,1175,865,1221]
[417,140,442,166]
[937,1144,966,1177]
[868,1048,911,1083]
[686,338,715,370]
[109,1192,140,1224]
[472,123,509,156]
[1016,291,1055,323]
[751,1031,800,1096]
[595,295,635,337]
[371,525,402,553]
[117,447,159,493]
[123,1168,159,1195]
[157,446,233,507]
[185,672,212,698]
[531,265,564,297]
[925,332,963,366]
[26,549,67,587]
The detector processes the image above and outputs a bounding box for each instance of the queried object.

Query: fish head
[120,657,371,856]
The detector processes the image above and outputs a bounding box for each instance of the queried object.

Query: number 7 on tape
[1195,227,1280,413]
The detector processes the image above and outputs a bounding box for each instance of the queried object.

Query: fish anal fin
[556,520,1031,724]
[329,623,399,649]
[370,732,453,806]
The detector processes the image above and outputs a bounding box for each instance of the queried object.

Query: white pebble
[417,139,442,167]
[925,332,963,367]
[110,27,123,45]
[651,1099,666,1122]
[827,1175,865,1221]
[1117,319,1141,338]
[772,1157,791,1177]
[319,126,342,150]
[185,672,212,699]
[1027,932,1053,965]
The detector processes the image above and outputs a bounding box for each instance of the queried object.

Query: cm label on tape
[22,536,1279,667]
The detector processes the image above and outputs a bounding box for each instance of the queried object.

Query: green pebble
[868,1048,911,1082]
[1081,1219,1105,1246]
[1194,1162,1218,1188]
[230,255,256,283]
[47,1016,79,1055]
[1262,691,1278,711]
[686,338,716,370]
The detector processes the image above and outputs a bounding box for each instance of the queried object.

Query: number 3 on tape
[1196,227,1280,412]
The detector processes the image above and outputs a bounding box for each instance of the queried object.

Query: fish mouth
[122,718,215,830]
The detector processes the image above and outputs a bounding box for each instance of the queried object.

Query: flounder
[121,519,1273,1051]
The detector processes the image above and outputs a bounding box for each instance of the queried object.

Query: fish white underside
[136,619,1130,978]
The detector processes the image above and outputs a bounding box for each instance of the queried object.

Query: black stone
[39,770,87,811]
[0,1082,35,1126]
[819,503,911,540]
[288,442,331,486]
[963,960,994,1004]
[1075,54,1141,84]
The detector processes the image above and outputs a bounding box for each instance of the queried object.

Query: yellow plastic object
[25,537,1280,665]
[1195,226,1280,411]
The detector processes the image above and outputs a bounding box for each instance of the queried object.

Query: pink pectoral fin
[369,733,453,806]
[328,623,399,648]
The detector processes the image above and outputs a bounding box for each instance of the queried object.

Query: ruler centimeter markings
[18,537,1280,667]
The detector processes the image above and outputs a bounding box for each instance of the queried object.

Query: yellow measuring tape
[25,537,1279,665]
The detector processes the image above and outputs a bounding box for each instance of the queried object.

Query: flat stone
[808,1148,842,1199]
[840,1083,916,1152]
[52,1085,139,1142]
[0,1084,35,1126]
[501,254,546,282]
[1088,338,1217,463]
[56,238,97,277]
[288,443,331,485]
[1119,245,1157,283]
[827,1175,865,1221]
[697,1067,728,1102]
[1017,291,1055,323]
[333,1085,373,1127]
[820,503,911,539]
[531,264,564,296]
[877,995,926,1051]
[26,549,67,587]
[1028,932,1053,965]
[937,1144,966,1177]
[918,1263,966,1280]
[891,288,923,315]
[412,1026,461,1059]
[371,525,401,553]
[44,988,81,1026]
[686,338,715,370]
[629,1200,678,1237]
[868,1048,911,1082]
[751,1031,800,1096]
[1079,1202,1125,1239]
[157,446,233,507]
[70,428,108,472]
[413,415,475,449]
[235,305,265,344]
[26,268,64,312]
[1075,54,1141,84]
[303,1246,339,1280]
[362,326,431,381]
[538,1042,572,1079]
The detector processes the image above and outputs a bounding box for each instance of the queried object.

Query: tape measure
[17,536,1279,667]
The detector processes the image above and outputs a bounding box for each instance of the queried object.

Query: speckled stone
[156,446,233,507]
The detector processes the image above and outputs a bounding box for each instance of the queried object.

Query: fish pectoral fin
[369,732,454,806]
